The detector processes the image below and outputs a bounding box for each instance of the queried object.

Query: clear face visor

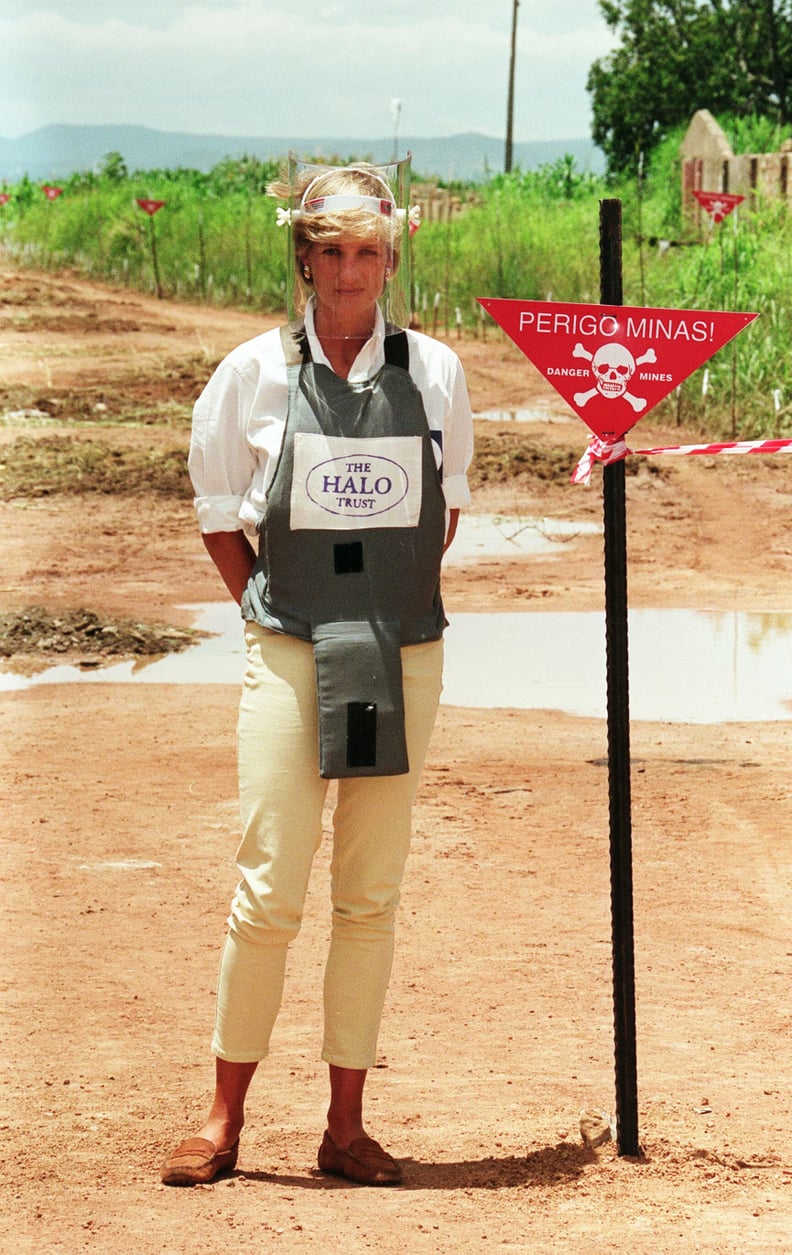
[278,153,415,334]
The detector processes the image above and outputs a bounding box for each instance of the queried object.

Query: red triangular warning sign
[136,198,166,216]
[693,190,744,223]
[478,299,759,439]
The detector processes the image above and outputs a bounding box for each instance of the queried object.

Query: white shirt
[189,300,474,535]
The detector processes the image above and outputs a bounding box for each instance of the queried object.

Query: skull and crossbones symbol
[705,198,730,222]
[572,341,657,413]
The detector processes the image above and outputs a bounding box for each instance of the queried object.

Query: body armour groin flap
[312,620,408,778]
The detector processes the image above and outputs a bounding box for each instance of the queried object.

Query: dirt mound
[0,606,203,669]
[0,434,193,499]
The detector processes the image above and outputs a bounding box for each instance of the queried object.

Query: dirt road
[2,263,791,1252]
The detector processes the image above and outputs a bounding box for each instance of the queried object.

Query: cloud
[0,2,617,139]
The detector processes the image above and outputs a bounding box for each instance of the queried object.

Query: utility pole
[505,0,519,173]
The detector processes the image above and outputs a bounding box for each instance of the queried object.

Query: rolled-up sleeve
[188,359,258,533]
[441,357,474,509]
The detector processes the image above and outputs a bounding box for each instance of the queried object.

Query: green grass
[2,127,791,438]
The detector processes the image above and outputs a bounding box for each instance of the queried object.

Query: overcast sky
[0,1,618,141]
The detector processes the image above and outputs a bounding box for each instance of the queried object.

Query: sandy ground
[1,264,791,1252]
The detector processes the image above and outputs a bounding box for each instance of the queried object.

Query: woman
[161,161,473,1187]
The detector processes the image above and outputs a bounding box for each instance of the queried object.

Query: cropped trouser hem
[211,624,443,1066]
[211,1046,270,1065]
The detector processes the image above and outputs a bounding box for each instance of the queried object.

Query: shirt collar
[304,297,387,381]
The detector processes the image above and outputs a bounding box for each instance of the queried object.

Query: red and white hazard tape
[572,434,792,485]
[571,437,631,483]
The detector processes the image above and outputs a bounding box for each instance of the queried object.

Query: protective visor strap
[297,193,396,218]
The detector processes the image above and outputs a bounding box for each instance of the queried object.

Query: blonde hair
[268,164,403,310]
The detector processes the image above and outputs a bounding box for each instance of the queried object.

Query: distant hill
[0,124,604,183]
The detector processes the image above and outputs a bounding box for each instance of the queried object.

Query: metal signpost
[479,200,758,1157]
[598,198,639,1156]
[136,198,167,299]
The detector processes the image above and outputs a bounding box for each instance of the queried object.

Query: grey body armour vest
[242,322,447,779]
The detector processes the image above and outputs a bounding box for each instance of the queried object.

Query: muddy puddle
[3,600,790,724]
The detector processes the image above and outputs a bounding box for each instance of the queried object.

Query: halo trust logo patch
[290,433,423,530]
[307,452,408,516]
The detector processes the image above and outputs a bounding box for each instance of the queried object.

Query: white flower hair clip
[276,201,421,228]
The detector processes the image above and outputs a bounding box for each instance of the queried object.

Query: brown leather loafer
[317,1130,402,1186]
[160,1136,239,1186]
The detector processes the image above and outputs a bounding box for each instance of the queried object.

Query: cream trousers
[212,623,443,1070]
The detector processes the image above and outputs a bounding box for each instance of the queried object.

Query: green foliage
[487,156,604,202]
[2,139,792,438]
[412,163,609,335]
[590,1,792,174]
[629,194,792,435]
[2,155,288,309]
[99,151,129,182]
[726,114,792,154]
[205,155,280,195]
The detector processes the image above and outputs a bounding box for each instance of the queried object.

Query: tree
[98,151,129,182]
[587,0,792,173]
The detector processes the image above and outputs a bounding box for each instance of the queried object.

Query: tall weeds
[1,132,790,437]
